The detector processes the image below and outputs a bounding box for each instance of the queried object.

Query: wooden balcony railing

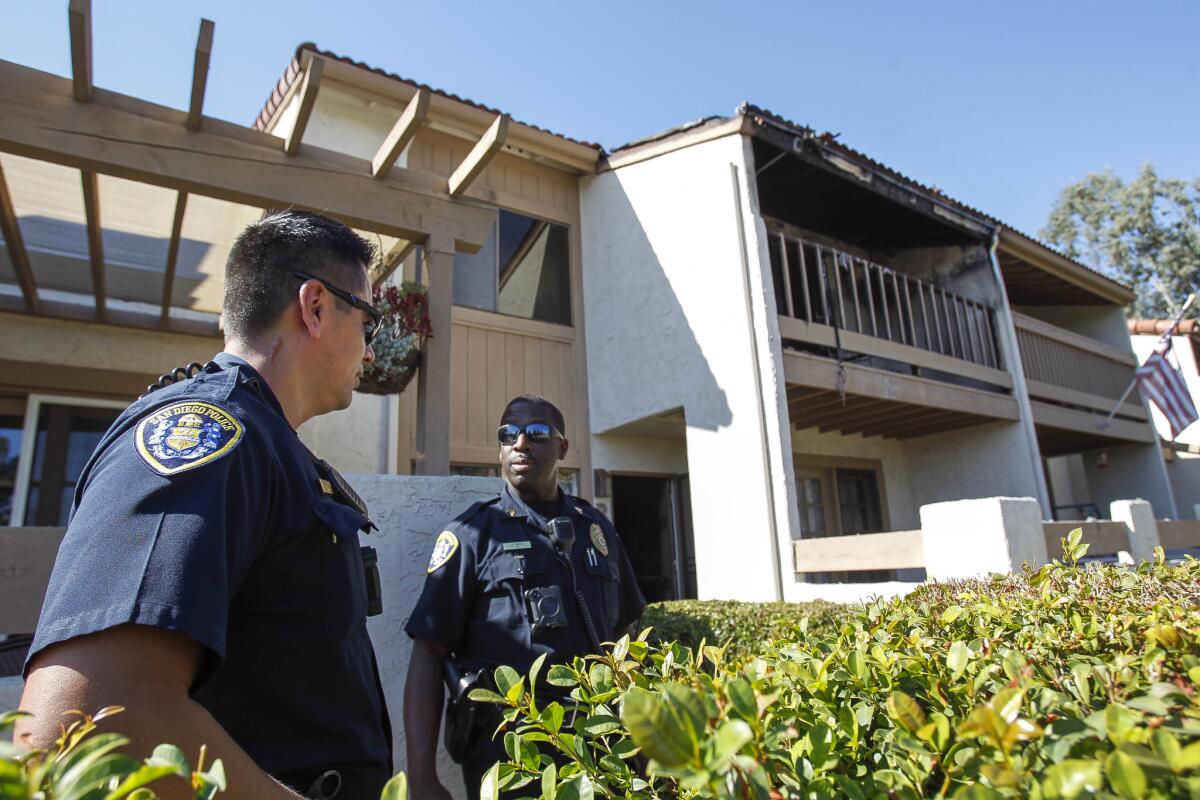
[1012,312,1144,419]
[769,233,1003,377]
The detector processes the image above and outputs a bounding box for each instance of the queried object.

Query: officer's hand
[409,778,453,800]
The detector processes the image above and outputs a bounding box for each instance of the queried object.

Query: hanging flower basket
[356,282,432,395]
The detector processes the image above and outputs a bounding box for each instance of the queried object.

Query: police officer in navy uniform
[403,395,645,800]
[19,211,392,800]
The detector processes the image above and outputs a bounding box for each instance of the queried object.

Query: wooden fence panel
[1,527,65,634]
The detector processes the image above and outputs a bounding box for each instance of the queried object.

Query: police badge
[135,401,245,476]
[427,531,459,573]
[589,523,609,557]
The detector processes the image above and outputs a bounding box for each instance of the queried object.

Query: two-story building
[0,35,1178,613]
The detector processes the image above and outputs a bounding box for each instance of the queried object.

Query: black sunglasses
[498,423,562,446]
[293,270,384,345]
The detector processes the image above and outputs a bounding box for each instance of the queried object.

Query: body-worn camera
[524,585,568,632]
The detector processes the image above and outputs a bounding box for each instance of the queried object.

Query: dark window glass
[449,464,499,478]
[0,414,23,526]
[453,209,571,325]
[24,404,120,527]
[835,469,883,534]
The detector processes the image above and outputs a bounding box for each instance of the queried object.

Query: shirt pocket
[584,558,621,634]
[311,499,371,642]
[477,553,531,629]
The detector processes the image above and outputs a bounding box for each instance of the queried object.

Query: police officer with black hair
[19,210,392,800]
[404,395,645,800]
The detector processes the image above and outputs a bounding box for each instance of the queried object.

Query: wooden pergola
[0,1,511,473]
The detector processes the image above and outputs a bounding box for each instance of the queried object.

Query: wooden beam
[837,403,943,435]
[894,414,992,440]
[793,530,924,573]
[806,399,902,430]
[80,170,105,321]
[783,349,1020,421]
[284,55,323,156]
[370,239,417,287]
[68,0,92,102]
[186,18,214,131]
[372,87,429,177]
[159,191,188,328]
[852,408,963,438]
[0,60,495,247]
[448,114,509,198]
[0,160,38,313]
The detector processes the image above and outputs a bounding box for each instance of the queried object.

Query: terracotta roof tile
[252,43,602,151]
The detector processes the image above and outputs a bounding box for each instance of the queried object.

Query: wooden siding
[408,128,575,223]
[445,307,580,468]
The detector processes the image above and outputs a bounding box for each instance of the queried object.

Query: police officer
[403,395,645,800]
[18,211,392,800]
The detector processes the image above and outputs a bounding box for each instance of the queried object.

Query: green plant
[471,532,1200,798]
[1,708,412,800]
[358,281,431,395]
[643,600,851,664]
[0,706,227,799]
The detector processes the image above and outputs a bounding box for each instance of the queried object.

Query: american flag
[1136,338,1198,438]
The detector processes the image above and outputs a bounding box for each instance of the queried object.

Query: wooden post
[777,233,795,317]
[80,169,105,321]
[848,257,862,333]
[862,258,877,336]
[797,239,813,322]
[879,265,892,341]
[186,19,214,131]
[284,56,323,156]
[415,232,454,475]
[159,191,188,328]
[68,0,92,103]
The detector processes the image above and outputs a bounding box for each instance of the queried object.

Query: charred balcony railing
[769,233,1002,372]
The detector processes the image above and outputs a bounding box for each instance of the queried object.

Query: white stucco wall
[1021,305,1132,351]
[352,473,502,800]
[902,421,1042,509]
[1082,442,1178,518]
[591,434,689,476]
[580,134,795,602]
[299,393,392,474]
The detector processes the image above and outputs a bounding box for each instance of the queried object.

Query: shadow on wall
[585,178,732,433]
[0,215,211,307]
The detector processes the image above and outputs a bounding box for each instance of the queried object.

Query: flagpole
[1097,292,1196,431]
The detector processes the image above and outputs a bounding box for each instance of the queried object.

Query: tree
[1040,164,1200,318]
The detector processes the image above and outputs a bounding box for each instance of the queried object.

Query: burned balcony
[769,230,1021,440]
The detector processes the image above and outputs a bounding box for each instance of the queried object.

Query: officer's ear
[297,280,327,339]
[557,437,569,461]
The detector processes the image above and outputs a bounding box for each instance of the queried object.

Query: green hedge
[642,599,851,661]
[472,534,1200,799]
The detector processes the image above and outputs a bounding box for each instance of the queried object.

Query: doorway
[611,475,696,603]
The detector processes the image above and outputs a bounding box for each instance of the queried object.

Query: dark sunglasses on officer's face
[497,423,561,446]
[292,270,384,345]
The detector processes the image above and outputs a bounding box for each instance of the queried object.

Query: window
[835,469,883,534]
[0,409,23,526]
[450,464,499,478]
[453,209,571,325]
[12,397,124,527]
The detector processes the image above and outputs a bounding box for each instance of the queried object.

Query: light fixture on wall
[1096,450,1109,469]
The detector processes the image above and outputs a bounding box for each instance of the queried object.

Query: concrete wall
[580,133,796,602]
[299,393,392,474]
[354,473,502,800]
[592,433,689,476]
[885,243,1000,307]
[902,421,1042,509]
[1082,442,1178,518]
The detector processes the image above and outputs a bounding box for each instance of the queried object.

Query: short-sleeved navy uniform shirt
[26,353,392,799]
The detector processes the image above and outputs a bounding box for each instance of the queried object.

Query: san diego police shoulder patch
[135,401,245,476]
[427,531,460,573]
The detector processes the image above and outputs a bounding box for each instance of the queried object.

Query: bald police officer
[403,395,645,800]
[19,211,392,800]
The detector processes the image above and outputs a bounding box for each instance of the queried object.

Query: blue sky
[4,1,1197,238]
